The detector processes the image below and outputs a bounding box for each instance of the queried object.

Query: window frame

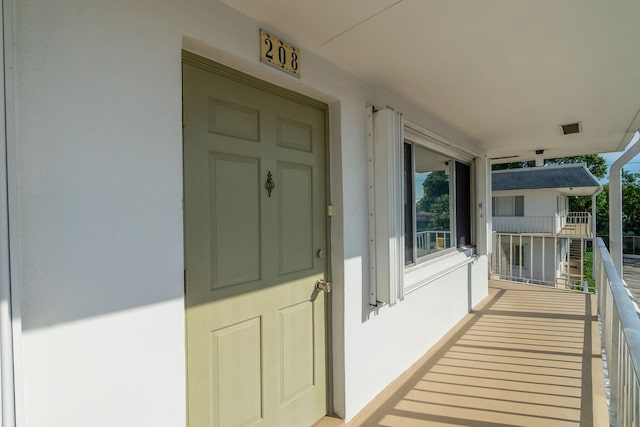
[492,195,524,217]
[367,110,481,305]
[403,136,475,267]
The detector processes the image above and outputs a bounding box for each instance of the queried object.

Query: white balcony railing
[416,230,451,256]
[492,212,592,237]
[490,232,590,288]
[595,237,640,426]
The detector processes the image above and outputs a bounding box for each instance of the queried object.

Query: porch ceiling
[220,0,640,161]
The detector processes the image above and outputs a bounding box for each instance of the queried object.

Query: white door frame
[1,0,23,424]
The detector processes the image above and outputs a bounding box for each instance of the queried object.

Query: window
[368,107,478,305]
[492,196,524,217]
[404,143,473,265]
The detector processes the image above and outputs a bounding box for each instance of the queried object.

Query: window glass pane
[414,145,451,258]
[403,143,414,266]
[515,196,524,216]
[495,196,515,216]
[455,161,471,246]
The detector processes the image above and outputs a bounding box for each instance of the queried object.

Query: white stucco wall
[493,189,564,234]
[13,0,489,424]
[493,189,560,218]
[523,191,561,217]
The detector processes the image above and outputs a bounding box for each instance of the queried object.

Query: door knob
[315,279,331,293]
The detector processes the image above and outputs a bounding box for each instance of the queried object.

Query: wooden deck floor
[558,223,592,237]
[316,280,608,427]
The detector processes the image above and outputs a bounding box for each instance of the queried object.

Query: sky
[598,131,640,183]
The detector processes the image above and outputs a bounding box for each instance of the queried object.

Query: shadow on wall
[19,219,185,331]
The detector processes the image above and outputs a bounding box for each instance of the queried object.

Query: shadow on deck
[317,280,608,427]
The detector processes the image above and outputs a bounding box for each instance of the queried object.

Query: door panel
[184,57,329,427]
[277,117,312,152]
[278,162,313,275]
[208,97,261,142]
[212,317,263,427]
[279,301,315,403]
[210,153,261,289]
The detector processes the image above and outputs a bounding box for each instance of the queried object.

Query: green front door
[183,55,329,427]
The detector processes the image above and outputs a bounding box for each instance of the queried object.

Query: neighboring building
[491,164,601,287]
[1,2,639,427]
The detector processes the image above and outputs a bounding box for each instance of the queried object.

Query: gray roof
[492,164,600,191]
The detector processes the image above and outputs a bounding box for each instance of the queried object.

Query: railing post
[530,235,534,284]
[497,234,501,276]
[553,236,558,287]
[519,235,523,280]
[611,308,620,426]
[581,238,585,292]
[509,234,513,280]
[541,236,545,285]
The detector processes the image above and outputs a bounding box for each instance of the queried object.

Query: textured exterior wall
[14,0,489,424]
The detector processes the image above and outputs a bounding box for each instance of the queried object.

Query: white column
[610,131,640,275]
[1,0,20,424]
[476,155,491,256]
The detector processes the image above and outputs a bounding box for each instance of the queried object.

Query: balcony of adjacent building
[492,212,593,238]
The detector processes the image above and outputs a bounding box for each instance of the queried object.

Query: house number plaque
[260,29,300,77]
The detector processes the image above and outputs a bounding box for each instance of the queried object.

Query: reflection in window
[405,144,451,264]
[414,147,451,258]
[404,143,472,266]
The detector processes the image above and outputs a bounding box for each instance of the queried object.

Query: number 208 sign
[260,30,300,77]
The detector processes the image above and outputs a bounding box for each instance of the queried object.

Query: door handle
[315,279,331,293]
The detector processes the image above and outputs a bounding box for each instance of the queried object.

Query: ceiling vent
[561,122,581,135]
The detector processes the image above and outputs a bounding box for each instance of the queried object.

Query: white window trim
[404,121,478,163]
[1,0,22,424]
[404,248,477,295]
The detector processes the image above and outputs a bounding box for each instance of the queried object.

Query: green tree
[491,160,535,170]
[545,154,607,180]
[492,154,606,180]
[622,170,640,234]
[594,170,640,237]
[595,186,609,236]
